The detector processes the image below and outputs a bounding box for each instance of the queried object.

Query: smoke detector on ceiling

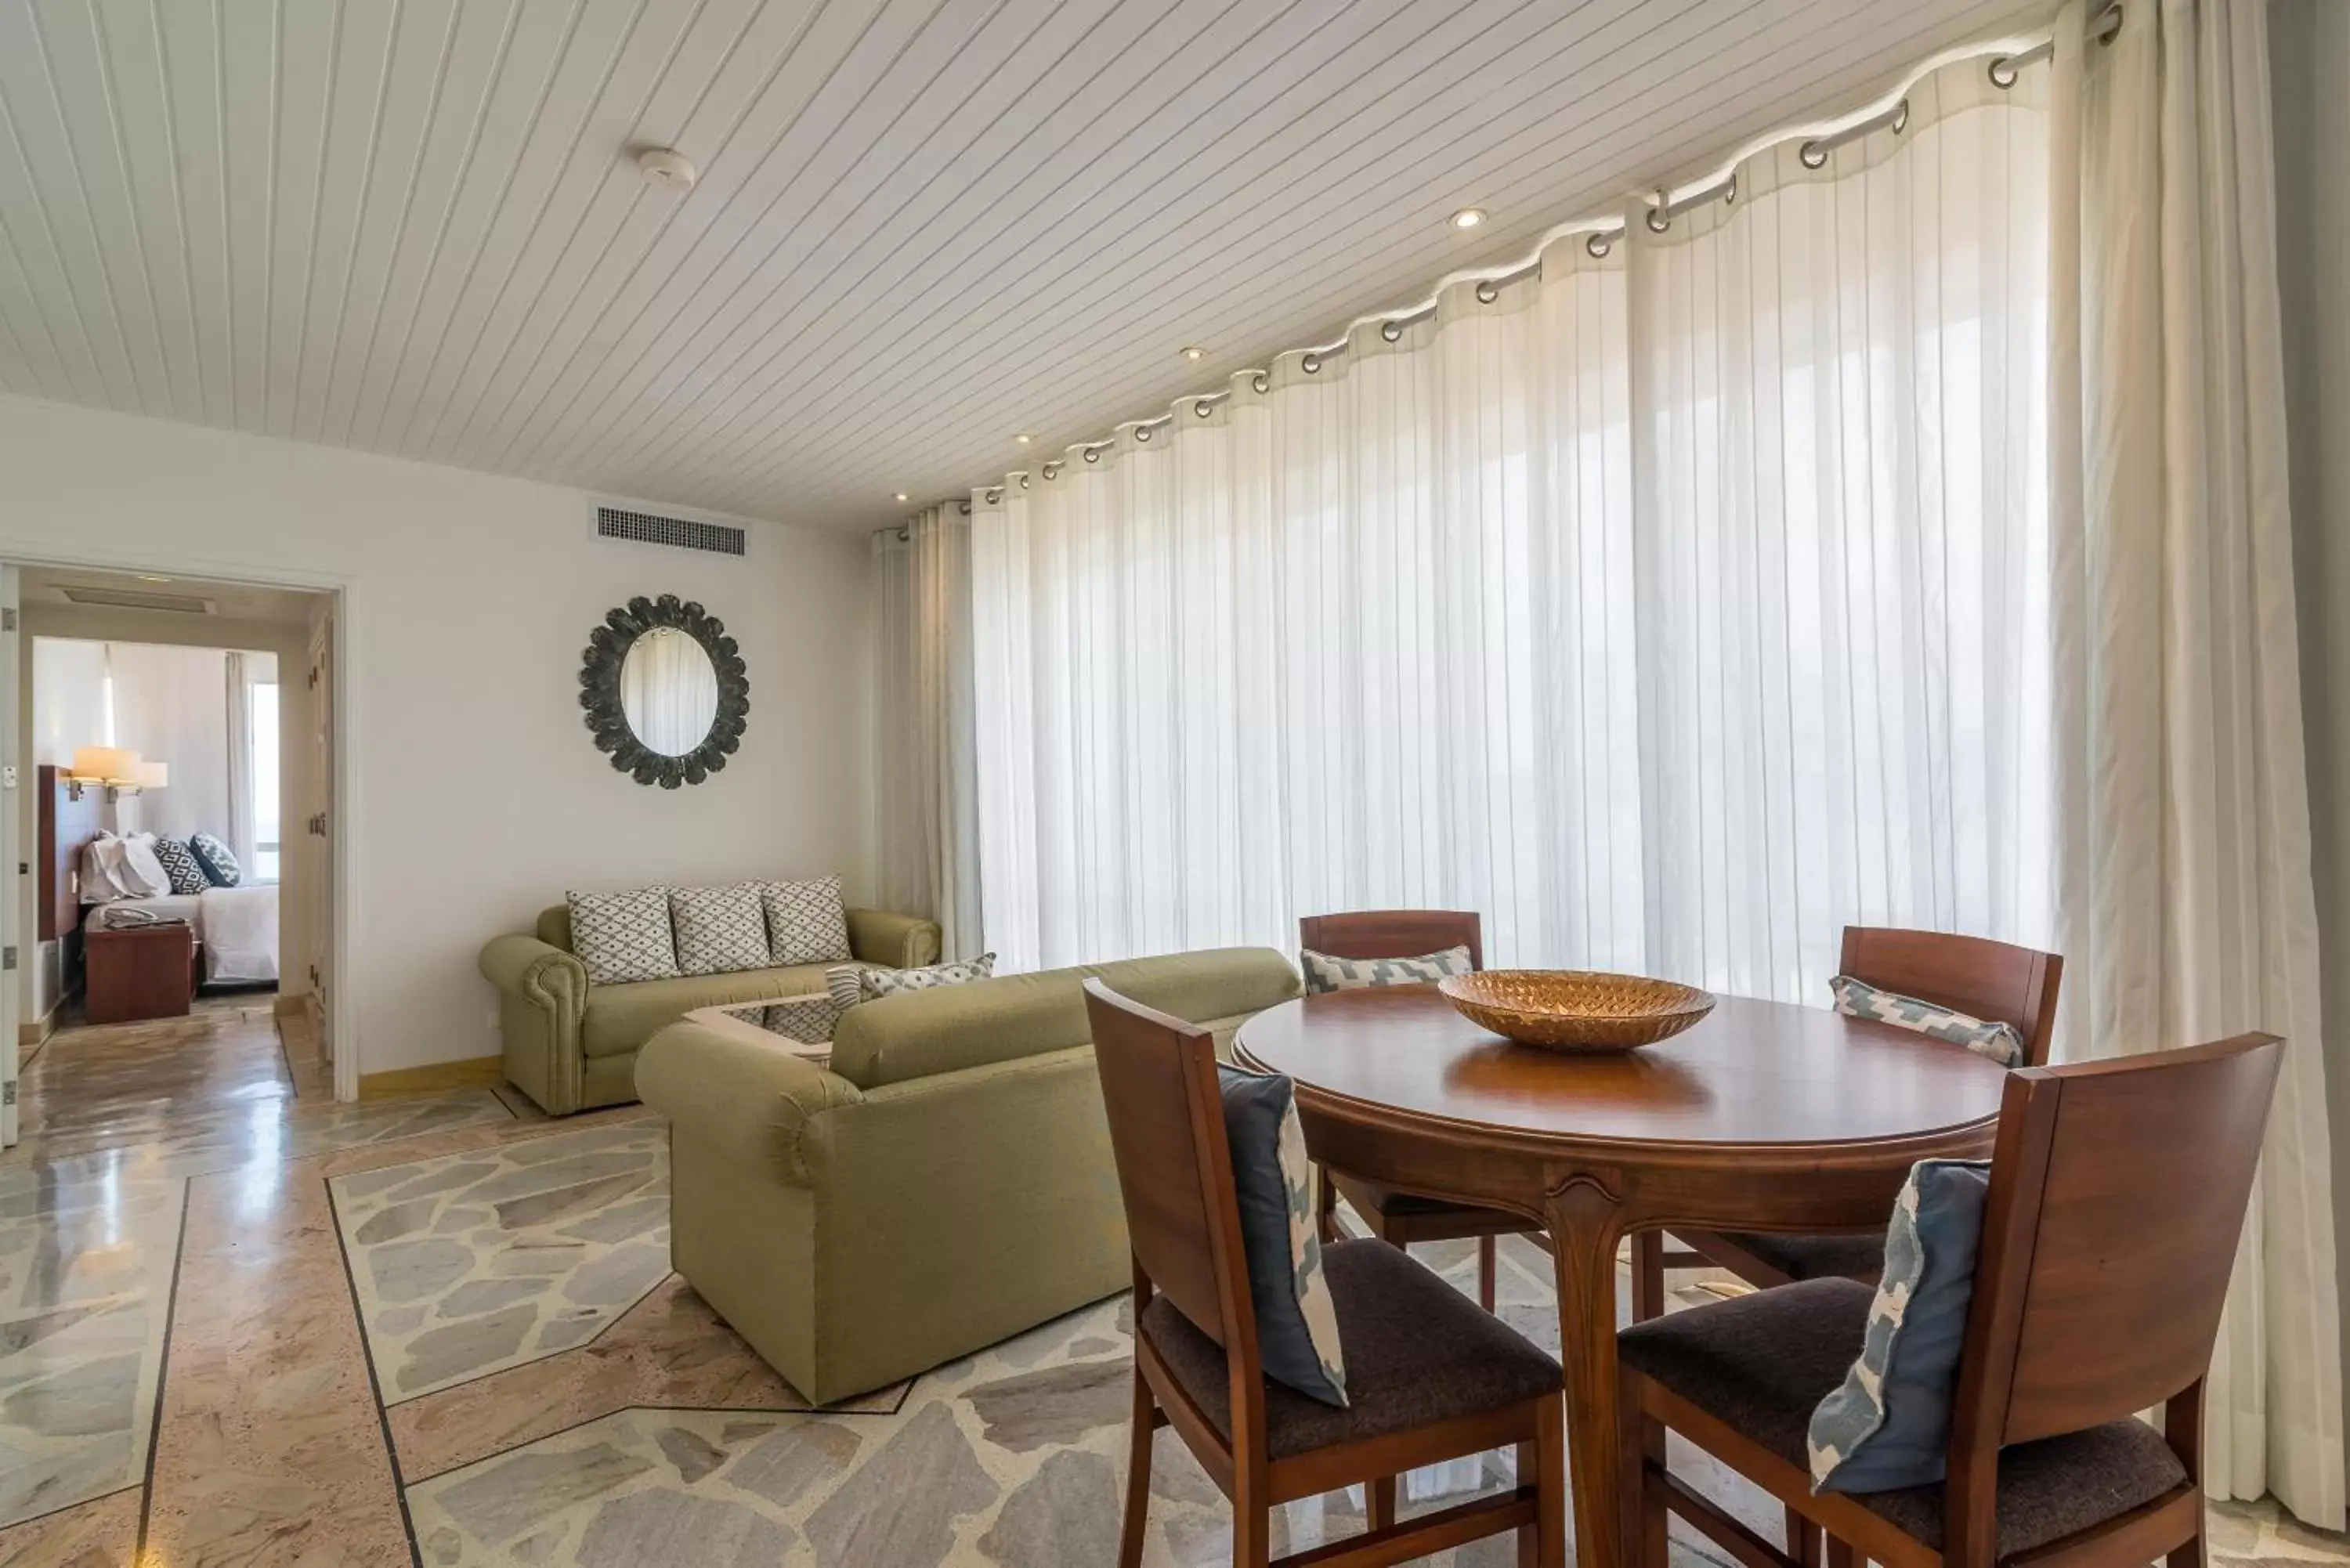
[635,147,696,191]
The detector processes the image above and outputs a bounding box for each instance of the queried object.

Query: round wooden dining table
[1231,984,2012,1568]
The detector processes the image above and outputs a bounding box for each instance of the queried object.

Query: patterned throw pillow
[859,953,996,999]
[1217,1064,1349,1407]
[565,887,679,986]
[669,884,771,977]
[152,836,210,895]
[825,964,871,1008]
[187,831,242,888]
[758,876,853,965]
[1300,944,1474,995]
[1808,1158,1992,1492]
[1830,975,2023,1066]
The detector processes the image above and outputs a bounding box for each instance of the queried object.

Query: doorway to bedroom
[13,563,338,1150]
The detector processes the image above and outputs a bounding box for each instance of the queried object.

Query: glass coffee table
[682,995,847,1064]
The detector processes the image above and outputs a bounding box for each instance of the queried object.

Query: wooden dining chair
[1618,1030,2283,1568]
[1640,925,2063,1313]
[1301,910,1546,1310]
[1083,977,1567,1568]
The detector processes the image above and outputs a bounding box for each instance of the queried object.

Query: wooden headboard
[38,764,102,941]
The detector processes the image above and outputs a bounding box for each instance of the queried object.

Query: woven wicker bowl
[1437,970,1716,1053]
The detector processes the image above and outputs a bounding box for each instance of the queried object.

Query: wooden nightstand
[85,922,197,1025]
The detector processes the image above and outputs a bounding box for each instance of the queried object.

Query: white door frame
[2,543,360,1101]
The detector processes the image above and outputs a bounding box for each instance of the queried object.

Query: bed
[86,887,280,984]
[41,767,280,988]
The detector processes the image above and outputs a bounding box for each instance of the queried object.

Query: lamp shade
[70,746,140,782]
[130,760,168,789]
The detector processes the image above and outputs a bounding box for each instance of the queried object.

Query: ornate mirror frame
[579,594,749,788]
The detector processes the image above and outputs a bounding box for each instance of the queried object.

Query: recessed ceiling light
[1181,346,1206,362]
[892,492,909,503]
[1014,433,1033,445]
[1452,207,1487,229]
[136,573,173,583]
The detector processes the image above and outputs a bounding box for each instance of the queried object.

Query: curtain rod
[887,3,2120,527]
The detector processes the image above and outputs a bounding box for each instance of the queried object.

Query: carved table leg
[1545,1175,1631,1568]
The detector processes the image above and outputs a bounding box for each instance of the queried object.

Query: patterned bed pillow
[565,887,679,986]
[1300,944,1473,995]
[1830,975,2023,1065]
[152,835,210,895]
[187,831,242,888]
[1808,1158,1992,1492]
[669,884,771,977]
[757,876,853,965]
[858,952,996,1000]
[1217,1063,1349,1407]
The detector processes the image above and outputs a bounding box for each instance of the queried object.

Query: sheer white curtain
[2048,0,2341,1523]
[972,54,2054,995]
[873,505,982,957]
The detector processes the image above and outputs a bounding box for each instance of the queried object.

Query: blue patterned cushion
[1831,974,2023,1066]
[186,832,242,888]
[152,836,209,895]
[858,952,996,1000]
[1300,945,1473,995]
[1808,1158,1991,1492]
[1217,1064,1348,1407]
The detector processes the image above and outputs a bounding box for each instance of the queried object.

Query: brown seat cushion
[1141,1238,1560,1460]
[1619,1279,2190,1557]
[1708,1229,1886,1283]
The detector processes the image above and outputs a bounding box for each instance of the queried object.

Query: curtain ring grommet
[1195,399,1214,417]
[1042,461,1061,479]
[1645,196,1671,233]
[1018,473,1030,489]
[1890,98,1911,135]
[1381,320,1402,342]
[1475,280,1499,305]
[1800,139,1830,170]
[2098,4,2122,45]
[1988,54,2019,88]
[1585,231,1613,258]
[1252,372,1270,394]
[1723,172,1737,206]
[1083,446,1101,462]
[1300,353,1321,374]
[985,487,1001,504]
[1134,425,1151,442]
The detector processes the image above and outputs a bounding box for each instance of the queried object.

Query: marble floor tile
[0,1171,183,1531]
[391,1275,906,1482]
[0,1483,141,1566]
[333,1124,673,1400]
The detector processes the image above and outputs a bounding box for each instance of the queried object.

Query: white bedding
[88,884,279,983]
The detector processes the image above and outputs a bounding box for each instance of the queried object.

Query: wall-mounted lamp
[66,746,165,802]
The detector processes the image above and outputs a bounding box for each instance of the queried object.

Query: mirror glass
[619,627,719,757]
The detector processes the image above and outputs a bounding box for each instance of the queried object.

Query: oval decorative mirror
[579,594,748,787]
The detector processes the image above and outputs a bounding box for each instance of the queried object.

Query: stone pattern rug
[332,1122,670,1400]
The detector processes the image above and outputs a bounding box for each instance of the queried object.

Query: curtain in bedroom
[872,505,982,958]
[970,53,2054,1001]
[223,651,255,873]
[2046,0,2342,1523]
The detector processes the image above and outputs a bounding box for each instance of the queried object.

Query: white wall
[2274,0,2350,1469]
[0,392,871,1075]
[27,637,106,770]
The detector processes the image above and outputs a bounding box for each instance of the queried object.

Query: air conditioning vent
[58,586,218,614]
[595,505,746,557]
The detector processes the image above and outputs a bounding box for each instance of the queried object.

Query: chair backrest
[1949,1033,2282,1480]
[1082,977,1260,1366]
[1300,909,1484,971]
[1841,926,2063,1066]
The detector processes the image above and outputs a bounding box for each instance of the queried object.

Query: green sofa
[634,946,1303,1404]
[480,903,941,1115]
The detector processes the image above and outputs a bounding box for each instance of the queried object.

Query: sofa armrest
[844,907,942,969]
[635,1022,865,1187]
[479,934,587,1008]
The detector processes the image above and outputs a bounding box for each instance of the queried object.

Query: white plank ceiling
[0,0,2048,530]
